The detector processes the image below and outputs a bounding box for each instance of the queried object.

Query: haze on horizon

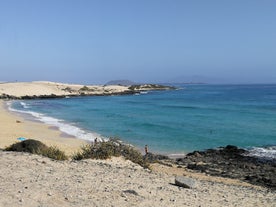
[0,0,275,84]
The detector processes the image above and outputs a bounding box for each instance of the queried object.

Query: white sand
[0,151,275,207]
[0,100,87,155]
[0,81,130,97]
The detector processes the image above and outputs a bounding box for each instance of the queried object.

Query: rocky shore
[173,145,276,190]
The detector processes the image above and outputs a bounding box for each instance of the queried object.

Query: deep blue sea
[9,84,276,158]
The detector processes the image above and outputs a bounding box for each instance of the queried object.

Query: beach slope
[0,151,275,207]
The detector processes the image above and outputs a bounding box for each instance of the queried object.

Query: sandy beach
[0,99,275,206]
[0,100,87,155]
[1,0,276,205]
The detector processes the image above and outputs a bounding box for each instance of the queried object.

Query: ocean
[9,84,276,158]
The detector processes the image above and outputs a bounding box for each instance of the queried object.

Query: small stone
[121,192,127,198]
[123,190,139,196]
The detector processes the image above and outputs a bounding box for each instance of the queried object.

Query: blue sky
[0,0,275,84]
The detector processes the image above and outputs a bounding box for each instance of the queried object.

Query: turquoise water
[10,84,276,156]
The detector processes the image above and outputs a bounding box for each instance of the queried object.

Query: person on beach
[94,137,98,146]
[145,145,148,155]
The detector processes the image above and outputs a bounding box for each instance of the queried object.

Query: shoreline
[7,99,276,160]
[0,100,87,156]
[1,101,275,206]
[5,99,276,189]
[7,99,187,157]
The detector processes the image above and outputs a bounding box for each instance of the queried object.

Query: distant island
[0,81,176,99]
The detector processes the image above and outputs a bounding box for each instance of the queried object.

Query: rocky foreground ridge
[0,81,175,99]
[172,145,276,190]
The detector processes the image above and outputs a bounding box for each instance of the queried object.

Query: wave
[20,101,30,109]
[8,101,106,142]
[247,146,276,160]
[162,105,199,110]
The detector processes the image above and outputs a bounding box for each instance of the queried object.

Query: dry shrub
[5,139,68,160]
[73,139,149,168]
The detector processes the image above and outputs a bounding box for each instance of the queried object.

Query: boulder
[175,176,196,189]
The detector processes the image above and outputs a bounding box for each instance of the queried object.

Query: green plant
[121,144,149,168]
[5,139,68,160]
[5,139,48,154]
[62,87,74,93]
[72,139,150,168]
[42,146,68,160]
[128,85,141,90]
[79,86,90,91]
[72,144,94,160]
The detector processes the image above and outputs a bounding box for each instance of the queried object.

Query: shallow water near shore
[9,84,276,158]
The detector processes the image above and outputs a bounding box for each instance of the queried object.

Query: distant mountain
[105,80,137,86]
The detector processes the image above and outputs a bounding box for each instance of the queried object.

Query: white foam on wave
[247,146,276,160]
[168,153,186,159]
[8,101,106,142]
[20,101,30,109]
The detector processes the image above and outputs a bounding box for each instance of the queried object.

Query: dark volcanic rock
[176,145,276,190]
[0,93,17,99]
[144,152,170,163]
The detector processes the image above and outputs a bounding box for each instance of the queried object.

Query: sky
[0,0,276,84]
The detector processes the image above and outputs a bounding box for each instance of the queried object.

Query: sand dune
[0,81,130,98]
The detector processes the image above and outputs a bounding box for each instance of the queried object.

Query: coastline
[0,100,87,156]
[0,99,275,206]
[0,81,175,99]
[4,99,275,189]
